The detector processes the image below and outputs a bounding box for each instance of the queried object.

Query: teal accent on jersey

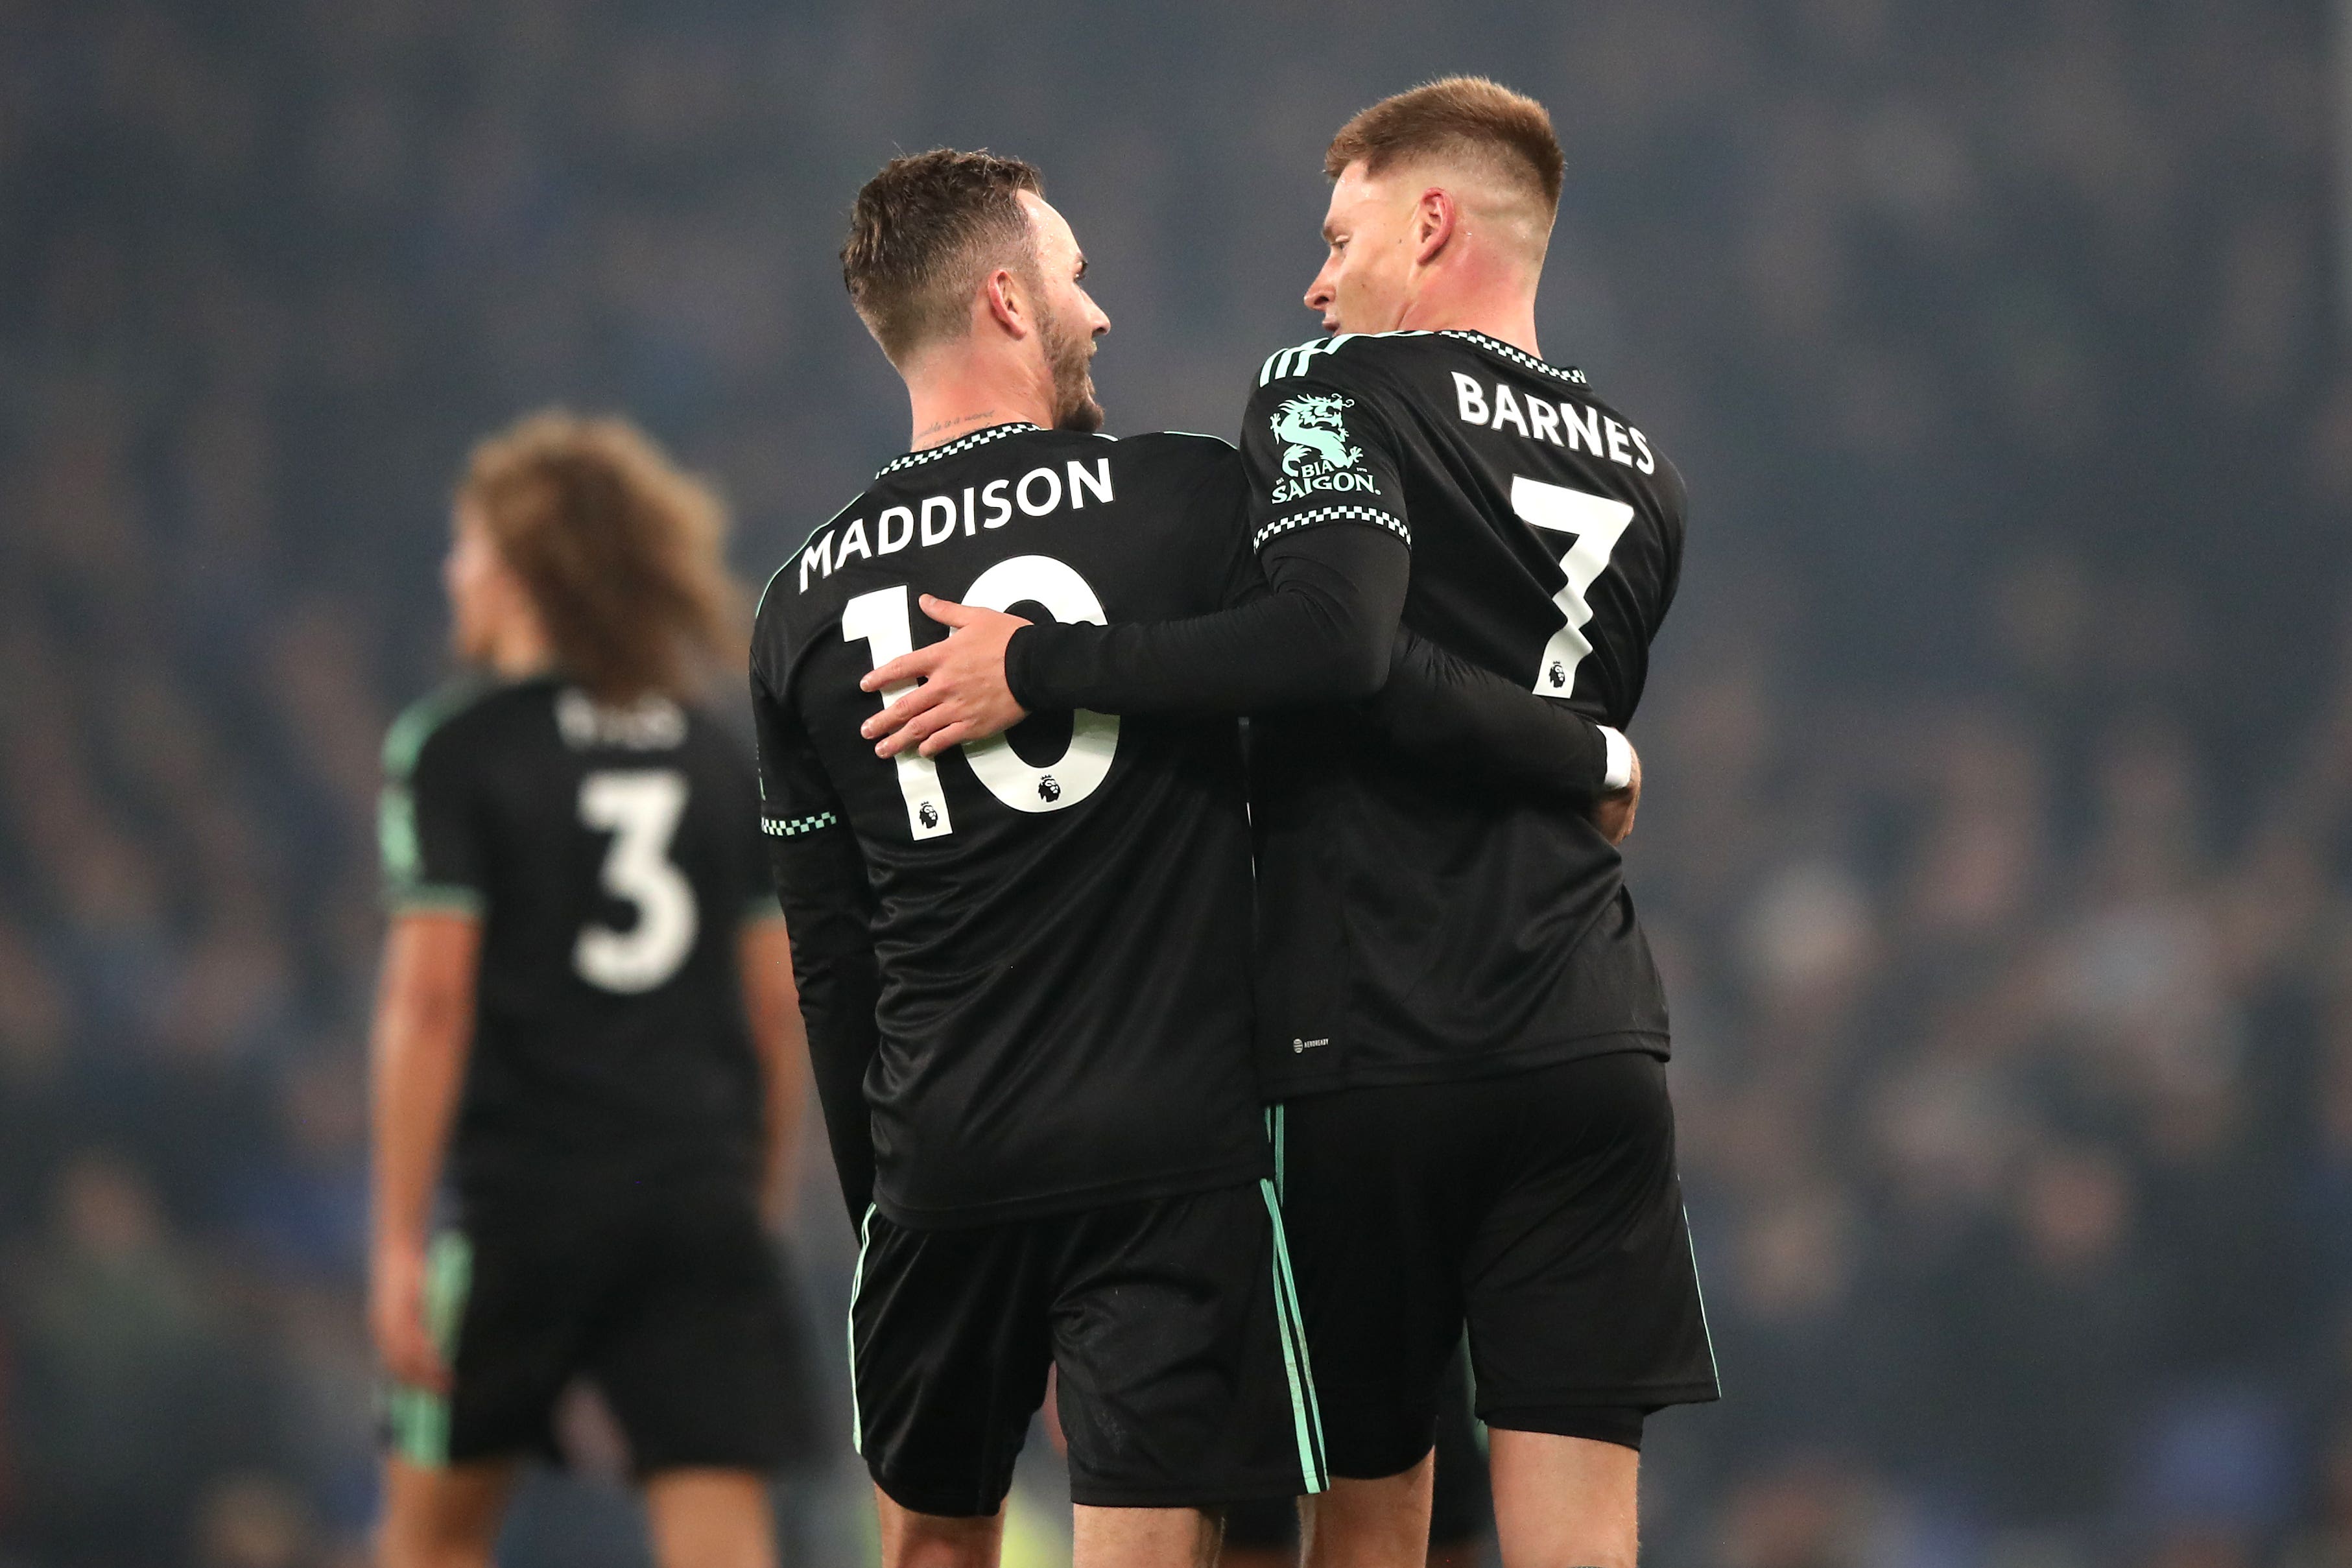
[1270,1104,1286,1201]
[381,676,497,907]
[847,1204,877,1454]
[383,675,495,781]
[385,1230,473,1466]
[1259,1178,1328,1491]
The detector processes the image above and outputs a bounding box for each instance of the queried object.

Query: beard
[1039,304,1104,433]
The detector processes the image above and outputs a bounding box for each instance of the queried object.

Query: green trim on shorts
[1685,1206,1722,1390]
[385,1230,473,1466]
[1259,1178,1328,1493]
[847,1203,877,1455]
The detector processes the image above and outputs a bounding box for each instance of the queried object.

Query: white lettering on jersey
[1452,376,1656,474]
[797,459,1115,591]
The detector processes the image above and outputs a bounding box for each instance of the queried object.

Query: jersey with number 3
[1242,330,1685,1095]
[379,674,773,1200]
[749,425,1267,1228]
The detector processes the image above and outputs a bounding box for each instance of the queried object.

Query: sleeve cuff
[1598,726,1633,792]
[384,883,486,918]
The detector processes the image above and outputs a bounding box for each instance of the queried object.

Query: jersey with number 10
[379,675,774,1201]
[750,425,1267,1228]
[1241,329,1686,1096]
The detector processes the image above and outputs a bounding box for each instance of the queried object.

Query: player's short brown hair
[1324,77,1564,217]
[458,411,742,703]
[842,148,1045,365]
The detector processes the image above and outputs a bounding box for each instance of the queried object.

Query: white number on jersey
[842,555,1122,839]
[573,769,698,993]
[1511,475,1635,698]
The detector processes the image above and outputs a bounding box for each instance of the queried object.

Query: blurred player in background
[861,78,1715,1568]
[370,414,817,1568]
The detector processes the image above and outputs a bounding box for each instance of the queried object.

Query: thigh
[1274,1091,1472,1480]
[377,1454,519,1568]
[592,1183,819,1477]
[1050,1183,1323,1510]
[1463,1052,1720,1420]
[1426,1344,1493,1550]
[851,1210,1055,1518]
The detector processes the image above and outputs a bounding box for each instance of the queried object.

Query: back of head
[1325,77,1563,250]
[842,148,1045,368]
[460,411,742,704]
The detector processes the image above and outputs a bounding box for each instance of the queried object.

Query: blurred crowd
[1,1,2347,1565]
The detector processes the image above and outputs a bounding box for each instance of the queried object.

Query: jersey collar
[875,422,1045,479]
[1438,329,1588,388]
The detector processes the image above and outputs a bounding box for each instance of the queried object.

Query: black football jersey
[379,674,774,1198]
[750,424,1267,1228]
[1238,329,1685,1095]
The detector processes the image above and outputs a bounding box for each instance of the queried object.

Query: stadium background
[3,1,2348,1564]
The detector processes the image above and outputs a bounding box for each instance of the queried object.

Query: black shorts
[849,1180,1326,1515]
[1274,1051,1719,1480]
[382,1174,818,1476]
[1221,1343,1493,1550]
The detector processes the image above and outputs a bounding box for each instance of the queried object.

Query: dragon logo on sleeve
[1267,393,1382,505]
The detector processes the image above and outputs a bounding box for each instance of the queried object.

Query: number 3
[574,769,697,993]
[1512,475,1635,697]
[842,556,1122,840]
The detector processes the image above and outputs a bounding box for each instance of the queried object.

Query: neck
[487,612,554,679]
[1393,261,1543,360]
[901,341,1053,451]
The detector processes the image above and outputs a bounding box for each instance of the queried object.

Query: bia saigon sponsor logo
[1268,394,1381,506]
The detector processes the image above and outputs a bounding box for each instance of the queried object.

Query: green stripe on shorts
[1259,1178,1328,1491]
[385,1230,473,1466]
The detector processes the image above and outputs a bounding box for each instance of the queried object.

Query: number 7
[1512,475,1634,697]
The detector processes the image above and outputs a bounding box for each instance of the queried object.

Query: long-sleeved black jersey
[1237,329,1685,1095]
[1001,331,1685,1099]
[750,425,1269,1229]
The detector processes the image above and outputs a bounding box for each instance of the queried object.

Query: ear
[1410,187,1458,267]
[981,267,1030,339]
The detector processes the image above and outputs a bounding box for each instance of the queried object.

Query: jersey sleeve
[379,696,489,918]
[1002,436,1406,717]
[1239,358,1412,557]
[750,656,881,1228]
[1368,628,1617,803]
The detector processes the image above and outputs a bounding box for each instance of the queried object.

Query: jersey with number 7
[1241,329,1686,1097]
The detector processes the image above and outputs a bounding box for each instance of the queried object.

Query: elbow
[1330,634,1390,700]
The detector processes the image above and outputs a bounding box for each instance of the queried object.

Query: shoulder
[1252,330,1449,393]
[757,491,869,626]
[1115,429,1241,480]
[383,674,525,781]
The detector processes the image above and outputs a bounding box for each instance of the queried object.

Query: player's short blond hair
[1324,77,1564,220]
[458,411,742,702]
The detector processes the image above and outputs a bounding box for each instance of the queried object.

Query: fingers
[861,680,946,741]
[374,1307,451,1393]
[918,595,981,627]
[875,701,965,759]
[916,720,983,757]
[861,645,947,694]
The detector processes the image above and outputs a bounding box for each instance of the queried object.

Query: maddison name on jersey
[793,454,1115,593]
